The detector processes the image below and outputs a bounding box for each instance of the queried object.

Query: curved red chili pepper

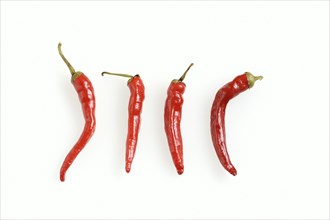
[211,72,262,176]
[164,63,194,175]
[102,71,145,173]
[58,43,96,182]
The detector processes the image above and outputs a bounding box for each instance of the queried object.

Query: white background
[1,1,329,219]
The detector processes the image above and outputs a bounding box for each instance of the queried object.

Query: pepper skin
[164,63,193,175]
[211,72,262,176]
[58,43,96,182]
[102,72,145,173]
[126,76,145,172]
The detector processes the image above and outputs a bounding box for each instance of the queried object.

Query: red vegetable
[211,72,262,176]
[102,71,145,173]
[58,43,96,182]
[164,63,194,175]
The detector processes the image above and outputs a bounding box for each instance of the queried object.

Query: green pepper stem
[101,72,134,79]
[58,42,76,76]
[246,72,263,88]
[178,63,194,82]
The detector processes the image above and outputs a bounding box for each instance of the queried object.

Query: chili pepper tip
[228,167,237,176]
[177,168,184,175]
[126,163,131,173]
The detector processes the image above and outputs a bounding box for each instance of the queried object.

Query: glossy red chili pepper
[164,63,194,175]
[102,71,145,173]
[58,43,96,182]
[211,72,262,176]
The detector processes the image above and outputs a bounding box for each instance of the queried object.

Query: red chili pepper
[102,71,145,173]
[58,43,96,182]
[211,72,262,176]
[164,63,194,175]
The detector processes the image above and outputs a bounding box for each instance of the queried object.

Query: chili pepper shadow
[56,74,88,179]
[150,81,180,176]
[58,76,85,144]
[102,80,129,175]
[204,86,230,179]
